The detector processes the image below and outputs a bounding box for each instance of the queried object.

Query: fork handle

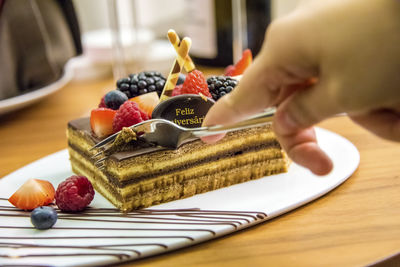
[192,107,276,137]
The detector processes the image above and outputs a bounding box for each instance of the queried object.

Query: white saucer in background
[82,28,176,77]
[0,58,75,116]
[82,28,155,63]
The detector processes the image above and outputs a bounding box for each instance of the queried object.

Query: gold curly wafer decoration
[168,30,195,73]
[160,30,194,102]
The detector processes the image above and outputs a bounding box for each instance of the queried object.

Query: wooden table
[0,75,399,267]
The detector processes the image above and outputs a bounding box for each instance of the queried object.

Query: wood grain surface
[0,71,399,267]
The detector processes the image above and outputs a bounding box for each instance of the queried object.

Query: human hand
[202,0,400,175]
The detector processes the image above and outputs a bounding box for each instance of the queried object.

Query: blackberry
[207,76,238,101]
[116,71,166,98]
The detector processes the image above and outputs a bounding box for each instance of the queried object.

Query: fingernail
[278,111,298,133]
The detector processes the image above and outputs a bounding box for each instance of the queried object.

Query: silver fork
[91,107,276,167]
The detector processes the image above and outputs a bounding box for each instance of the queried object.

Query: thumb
[202,14,321,143]
[202,50,305,143]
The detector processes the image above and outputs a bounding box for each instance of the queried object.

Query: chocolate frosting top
[68,117,170,160]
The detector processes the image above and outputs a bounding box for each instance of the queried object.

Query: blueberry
[215,81,223,88]
[31,206,58,230]
[148,85,156,92]
[176,73,186,85]
[104,90,128,110]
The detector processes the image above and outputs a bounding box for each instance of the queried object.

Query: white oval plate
[0,127,359,266]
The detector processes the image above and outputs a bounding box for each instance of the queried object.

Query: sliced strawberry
[129,92,160,118]
[90,108,117,138]
[9,179,55,210]
[224,65,235,76]
[232,49,253,76]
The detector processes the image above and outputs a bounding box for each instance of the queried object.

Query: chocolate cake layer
[67,118,289,211]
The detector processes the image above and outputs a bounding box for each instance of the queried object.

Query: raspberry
[139,108,149,121]
[172,84,183,96]
[98,95,106,108]
[181,70,211,97]
[55,176,94,212]
[112,101,143,132]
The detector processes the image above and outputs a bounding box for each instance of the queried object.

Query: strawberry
[224,65,235,76]
[90,108,117,138]
[232,49,253,76]
[9,179,55,210]
[129,92,160,118]
[181,70,211,97]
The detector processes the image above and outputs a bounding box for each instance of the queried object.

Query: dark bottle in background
[184,0,271,67]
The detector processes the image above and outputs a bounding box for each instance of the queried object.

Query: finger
[273,86,336,175]
[201,56,290,143]
[350,109,400,141]
[273,125,333,175]
[273,80,343,136]
[201,79,317,144]
[272,78,318,107]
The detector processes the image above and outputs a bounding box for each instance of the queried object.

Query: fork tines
[91,145,110,170]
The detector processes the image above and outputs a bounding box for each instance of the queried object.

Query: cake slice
[67,118,289,212]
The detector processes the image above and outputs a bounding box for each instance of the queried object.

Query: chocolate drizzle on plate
[0,197,267,265]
